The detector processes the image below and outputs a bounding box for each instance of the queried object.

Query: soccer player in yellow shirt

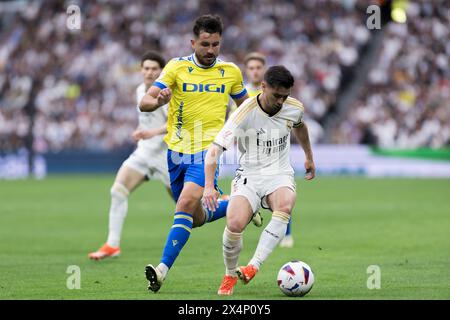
[139,15,259,293]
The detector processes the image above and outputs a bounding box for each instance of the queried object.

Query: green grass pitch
[0,175,449,299]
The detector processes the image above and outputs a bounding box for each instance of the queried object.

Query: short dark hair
[141,51,166,68]
[264,66,294,89]
[244,52,266,66]
[193,15,223,37]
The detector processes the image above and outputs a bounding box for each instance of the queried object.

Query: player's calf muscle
[192,205,207,228]
[176,196,206,228]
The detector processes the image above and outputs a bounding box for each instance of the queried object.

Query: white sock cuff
[111,182,129,198]
[272,211,290,224]
[224,227,243,242]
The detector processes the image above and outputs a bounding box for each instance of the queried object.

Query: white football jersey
[135,83,168,153]
[214,95,304,176]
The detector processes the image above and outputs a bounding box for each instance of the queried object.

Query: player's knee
[275,205,293,215]
[226,215,246,233]
[110,182,129,200]
[176,195,198,213]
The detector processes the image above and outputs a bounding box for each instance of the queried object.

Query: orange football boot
[237,264,258,284]
[217,275,238,295]
[88,244,120,260]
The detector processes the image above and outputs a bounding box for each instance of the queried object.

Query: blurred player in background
[243,52,294,248]
[139,14,262,293]
[203,66,315,295]
[243,52,265,97]
[88,51,172,260]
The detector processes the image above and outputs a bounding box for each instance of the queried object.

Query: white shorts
[230,170,296,213]
[122,146,170,188]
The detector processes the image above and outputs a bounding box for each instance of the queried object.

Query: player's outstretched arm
[132,124,167,141]
[203,144,224,212]
[139,86,172,112]
[292,123,315,180]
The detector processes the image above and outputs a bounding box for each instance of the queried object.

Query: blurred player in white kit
[89,51,172,260]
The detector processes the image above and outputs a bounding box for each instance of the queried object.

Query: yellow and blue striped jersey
[153,54,247,154]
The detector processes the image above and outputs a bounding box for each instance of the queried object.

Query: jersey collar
[191,53,217,69]
[256,93,283,118]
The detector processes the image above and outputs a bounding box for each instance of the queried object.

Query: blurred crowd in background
[0,0,448,153]
[333,1,450,148]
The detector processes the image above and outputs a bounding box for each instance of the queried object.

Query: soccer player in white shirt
[89,51,172,260]
[203,66,315,295]
[244,52,295,248]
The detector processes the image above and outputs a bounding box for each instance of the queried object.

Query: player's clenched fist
[304,159,315,180]
[202,186,220,212]
[157,88,172,106]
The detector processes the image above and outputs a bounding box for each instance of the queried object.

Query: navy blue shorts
[167,149,220,202]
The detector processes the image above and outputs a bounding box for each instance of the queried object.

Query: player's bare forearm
[203,144,223,211]
[139,86,171,112]
[153,124,167,136]
[204,144,222,189]
[132,124,167,141]
[293,123,315,180]
[139,94,159,112]
[293,123,313,160]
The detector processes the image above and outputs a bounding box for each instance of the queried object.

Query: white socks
[157,263,169,279]
[106,183,129,248]
[223,227,243,277]
[221,212,290,276]
[249,211,290,270]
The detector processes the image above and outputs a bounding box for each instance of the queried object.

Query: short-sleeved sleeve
[229,66,247,100]
[293,109,304,127]
[153,59,177,90]
[286,97,304,127]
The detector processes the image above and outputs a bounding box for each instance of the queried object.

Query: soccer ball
[277,260,314,297]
